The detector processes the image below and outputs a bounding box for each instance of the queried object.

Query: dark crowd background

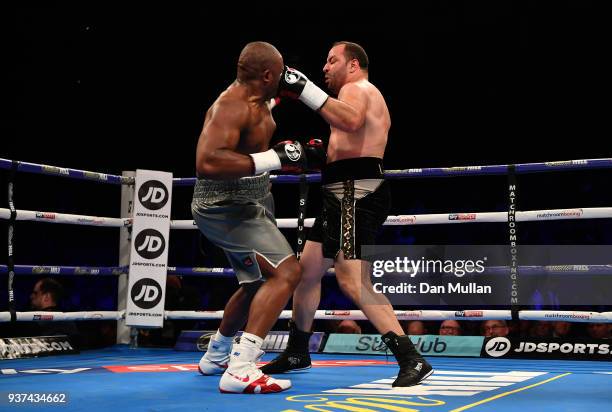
[3,2,611,346]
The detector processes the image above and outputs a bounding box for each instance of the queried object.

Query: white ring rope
[0,208,129,228]
[3,207,611,229]
[165,309,512,321]
[173,207,612,229]
[2,310,611,323]
[518,311,612,323]
[0,311,123,323]
[3,160,611,331]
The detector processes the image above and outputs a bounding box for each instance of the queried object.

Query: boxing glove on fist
[250,140,307,174]
[305,138,326,171]
[279,66,329,111]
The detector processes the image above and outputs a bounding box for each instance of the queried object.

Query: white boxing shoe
[219,341,291,394]
[198,336,232,376]
[219,361,291,394]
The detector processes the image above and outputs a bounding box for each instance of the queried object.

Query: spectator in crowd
[552,321,573,339]
[24,278,80,343]
[481,320,509,337]
[587,323,611,339]
[403,320,427,335]
[334,320,362,334]
[439,320,462,336]
[529,321,553,338]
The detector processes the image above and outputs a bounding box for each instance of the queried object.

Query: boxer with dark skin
[192,41,323,393]
[196,46,281,180]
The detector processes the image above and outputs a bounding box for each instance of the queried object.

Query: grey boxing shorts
[191,172,294,284]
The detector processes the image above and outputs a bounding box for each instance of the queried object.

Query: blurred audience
[331,320,362,334]
[529,321,553,338]
[552,321,573,339]
[481,320,509,337]
[9,278,81,344]
[587,323,611,340]
[403,320,428,335]
[439,320,462,336]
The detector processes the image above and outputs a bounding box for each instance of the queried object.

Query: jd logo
[485,337,512,357]
[131,278,162,309]
[134,229,165,259]
[138,180,168,210]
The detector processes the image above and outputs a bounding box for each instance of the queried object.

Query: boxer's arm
[195,100,253,179]
[318,83,368,133]
[278,66,367,132]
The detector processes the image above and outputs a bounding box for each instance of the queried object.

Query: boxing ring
[1,347,611,411]
[1,156,612,411]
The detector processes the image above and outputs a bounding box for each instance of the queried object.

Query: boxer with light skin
[261,42,433,387]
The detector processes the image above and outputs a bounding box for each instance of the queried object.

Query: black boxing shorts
[308,157,391,260]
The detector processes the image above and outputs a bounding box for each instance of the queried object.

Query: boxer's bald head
[237,42,283,98]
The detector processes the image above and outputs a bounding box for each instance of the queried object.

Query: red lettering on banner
[103,359,395,373]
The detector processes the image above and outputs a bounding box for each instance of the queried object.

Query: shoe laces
[243,356,266,380]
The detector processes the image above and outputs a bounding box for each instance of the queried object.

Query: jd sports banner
[482,336,612,361]
[126,170,173,327]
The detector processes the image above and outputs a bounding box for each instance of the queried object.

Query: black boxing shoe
[382,331,434,387]
[260,320,312,374]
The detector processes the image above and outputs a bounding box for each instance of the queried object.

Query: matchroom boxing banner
[126,170,173,328]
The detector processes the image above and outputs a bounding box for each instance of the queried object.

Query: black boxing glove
[279,66,329,111]
[305,138,326,171]
[250,140,307,174]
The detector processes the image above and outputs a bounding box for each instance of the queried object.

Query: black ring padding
[506,164,520,309]
[507,164,517,193]
[7,161,18,318]
[7,267,16,322]
[296,174,309,259]
[8,161,18,220]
